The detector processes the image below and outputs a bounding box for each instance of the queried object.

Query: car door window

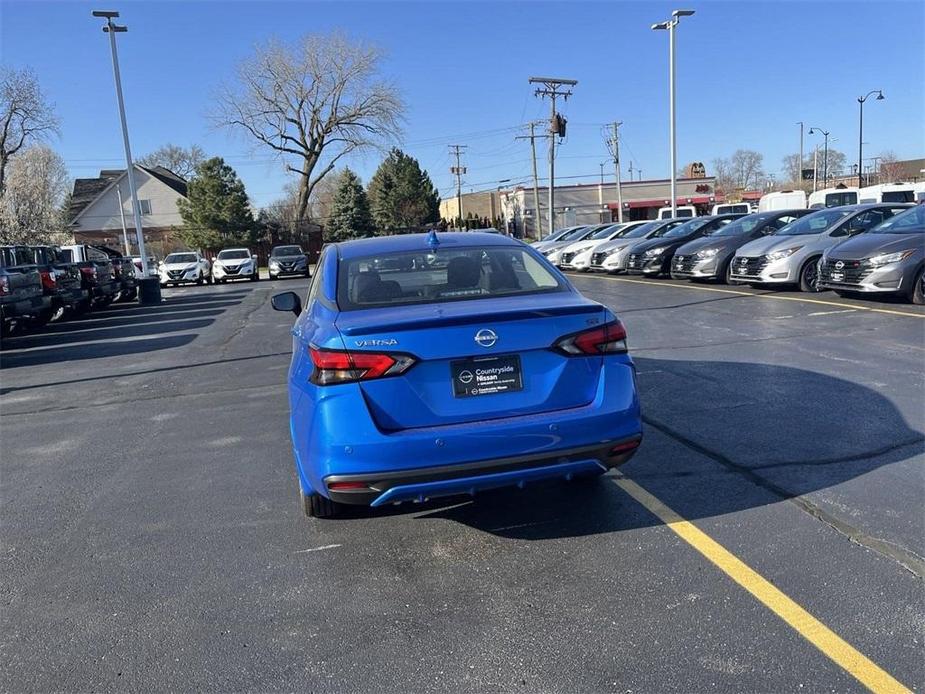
[305,251,325,308]
[850,211,885,234]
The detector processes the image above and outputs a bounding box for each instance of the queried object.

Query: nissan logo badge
[474,329,497,348]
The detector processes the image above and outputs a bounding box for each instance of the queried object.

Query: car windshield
[557,226,589,241]
[218,250,250,260]
[165,253,198,264]
[545,227,574,242]
[710,214,770,237]
[338,246,564,310]
[776,209,851,235]
[868,205,925,233]
[662,218,711,238]
[621,222,660,239]
[589,225,622,240]
[272,246,303,257]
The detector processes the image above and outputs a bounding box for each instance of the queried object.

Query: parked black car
[0,247,49,336]
[59,244,120,308]
[625,214,745,277]
[16,245,89,322]
[268,245,310,279]
[671,209,814,283]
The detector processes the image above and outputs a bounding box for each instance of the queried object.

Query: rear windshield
[165,253,198,264]
[271,246,303,257]
[338,246,565,310]
[776,209,851,235]
[869,205,925,233]
[218,250,250,260]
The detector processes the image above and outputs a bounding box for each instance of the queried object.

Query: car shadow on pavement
[411,357,924,543]
[0,289,253,367]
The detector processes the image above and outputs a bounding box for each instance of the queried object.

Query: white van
[657,205,696,220]
[858,183,917,204]
[711,202,751,216]
[758,190,807,212]
[808,187,860,209]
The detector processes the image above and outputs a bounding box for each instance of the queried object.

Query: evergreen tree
[368,148,441,232]
[326,168,374,242]
[176,157,255,250]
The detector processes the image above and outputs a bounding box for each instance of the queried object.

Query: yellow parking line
[586,275,925,319]
[612,473,911,694]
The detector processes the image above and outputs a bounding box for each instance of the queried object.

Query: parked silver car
[730,204,912,292]
[589,219,685,273]
[818,204,924,304]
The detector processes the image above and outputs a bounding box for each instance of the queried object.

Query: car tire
[196,274,204,286]
[251,271,258,282]
[301,489,340,519]
[911,267,925,305]
[269,272,277,280]
[722,259,733,285]
[206,274,213,285]
[799,257,821,293]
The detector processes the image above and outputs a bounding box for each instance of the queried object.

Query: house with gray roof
[68,165,188,258]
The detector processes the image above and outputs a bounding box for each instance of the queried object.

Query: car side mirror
[271,291,301,316]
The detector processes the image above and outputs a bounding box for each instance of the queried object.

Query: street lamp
[92,10,157,302]
[857,89,884,187]
[808,127,830,188]
[651,9,695,218]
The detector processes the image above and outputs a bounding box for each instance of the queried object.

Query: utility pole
[93,9,156,302]
[628,161,635,182]
[449,144,467,229]
[607,121,624,222]
[516,122,545,238]
[529,77,577,235]
[598,162,605,220]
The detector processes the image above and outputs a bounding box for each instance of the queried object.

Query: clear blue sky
[2,0,923,210]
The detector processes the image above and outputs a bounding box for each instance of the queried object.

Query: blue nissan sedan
[271,231,642,518]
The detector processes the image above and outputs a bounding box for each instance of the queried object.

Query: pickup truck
[7,245,89,323]
[93,245,138,302]
[58,244,120,308]
[0,247,50,336]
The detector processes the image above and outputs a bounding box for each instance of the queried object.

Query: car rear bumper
[325,437,641,506]
[290,359,643,504]
[1,294,50,318]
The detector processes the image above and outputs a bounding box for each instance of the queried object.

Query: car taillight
[40,269,57,290]
[309,346,416,385]
[80,266,98,281]
[0,276,9,296]
[553,320,628,355]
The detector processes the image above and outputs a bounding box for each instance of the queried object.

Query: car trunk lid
[334,293,607,431]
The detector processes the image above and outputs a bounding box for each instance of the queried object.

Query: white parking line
[294,544,342,554]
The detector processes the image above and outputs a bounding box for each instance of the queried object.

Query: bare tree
[711,156,735,194]
[730,149,765,190]
[137,143,206,179]
[213,32,403,223]
[0,145,70,244]
[0,67,60,195]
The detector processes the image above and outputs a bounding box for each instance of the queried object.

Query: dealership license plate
[451,354,523,398]
[830,271,845,282]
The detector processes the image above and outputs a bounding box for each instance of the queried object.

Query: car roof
[218,247,250,252]
[334,232,520,259]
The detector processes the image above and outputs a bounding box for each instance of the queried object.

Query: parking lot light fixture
[92,9,154,296]
[651,9,694,218]
[857,90,884,187]
[808,127,831,187]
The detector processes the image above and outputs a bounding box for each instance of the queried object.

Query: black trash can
[137,277,162,305]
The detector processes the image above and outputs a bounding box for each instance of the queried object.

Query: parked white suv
[212,248,258,283]
[159,251,211,287]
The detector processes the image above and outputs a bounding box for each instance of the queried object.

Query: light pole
[857,89,884,188]
[808,127,830,188]
[796,121,804,186]
[652,9,695,218]
[93,10,157,302]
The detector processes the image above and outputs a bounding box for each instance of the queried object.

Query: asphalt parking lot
[1,275,923,692]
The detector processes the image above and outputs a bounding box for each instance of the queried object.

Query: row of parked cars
[0,243,142,337]
[156,244,311,287]
[534,203,925,304]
